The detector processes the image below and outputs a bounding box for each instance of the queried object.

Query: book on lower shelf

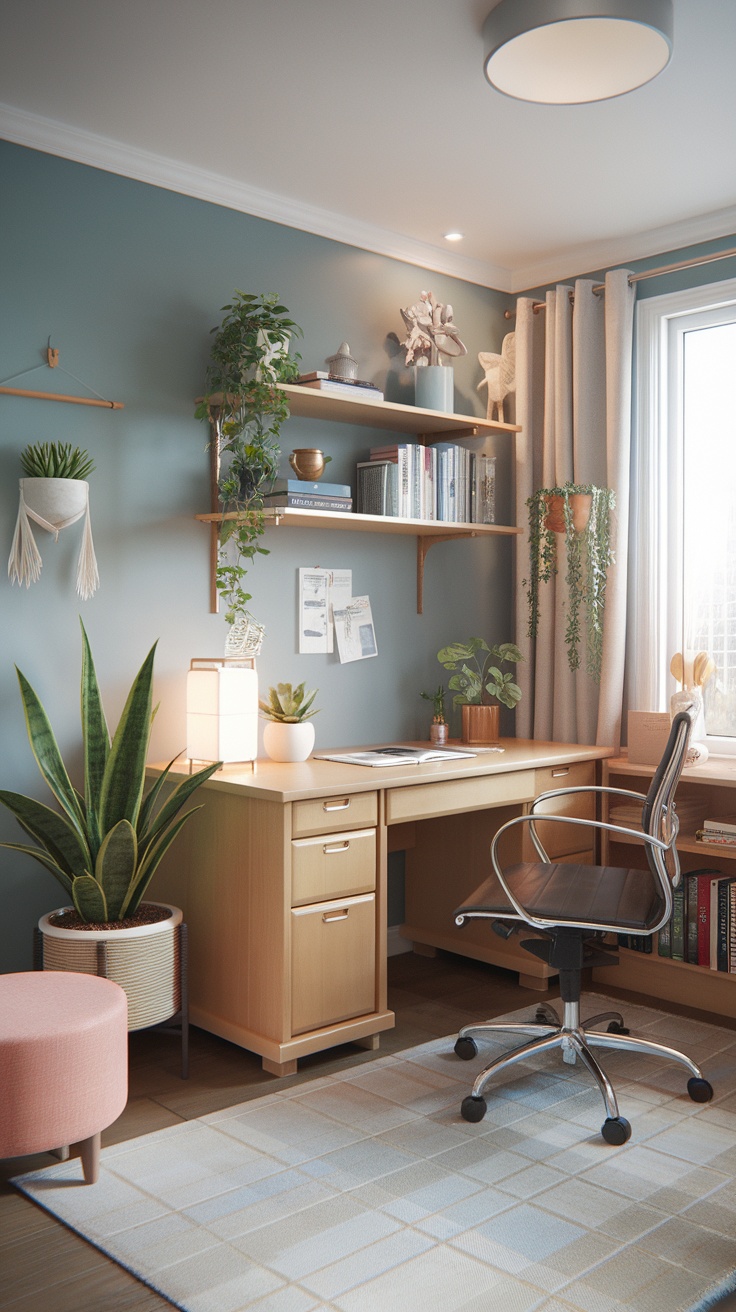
[268,478,352,497]
[263,493,353,512]
[361,442,495,524]
[656,869,736,969]
[356,461,398,516]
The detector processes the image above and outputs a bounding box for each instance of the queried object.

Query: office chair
[452,711,713,1144]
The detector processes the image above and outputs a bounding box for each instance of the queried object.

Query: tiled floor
[12,985,736,1312]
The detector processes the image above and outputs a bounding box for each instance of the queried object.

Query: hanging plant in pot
[0,621,219,1030]
[437,639,523,744]
[259,682,319,762]
[194,291,303,652]
[8,441,99,600]
[525,482,615,683]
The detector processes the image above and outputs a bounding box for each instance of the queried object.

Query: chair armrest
[530,784,647,813]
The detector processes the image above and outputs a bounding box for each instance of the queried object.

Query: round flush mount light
[443,231,464,242]
[483,0,673,104]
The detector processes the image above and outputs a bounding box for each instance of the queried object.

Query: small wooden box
[627,711,671,766]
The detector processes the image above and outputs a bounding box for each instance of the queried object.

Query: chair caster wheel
[607,1021,630,1034]
[461,1095,487,1123]
[687,1077,713,1103]
[601,1116,631,1145]
[454,1036,478,1061]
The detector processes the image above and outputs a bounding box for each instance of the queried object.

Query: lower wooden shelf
[593,946,736,1019]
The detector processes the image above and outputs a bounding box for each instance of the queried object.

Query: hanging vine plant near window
[525,482,615,683]
[195,292,302,642]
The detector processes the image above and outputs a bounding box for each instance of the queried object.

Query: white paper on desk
[299,567,353,653]
[333,595,378,663]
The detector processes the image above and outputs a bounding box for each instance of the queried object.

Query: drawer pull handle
[323,841,350,854]
[551,768,570,777]
[322,908,349,922]
[323,798,351,812]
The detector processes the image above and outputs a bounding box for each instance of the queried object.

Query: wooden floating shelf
[279,384,520,439]
[196,509,520,614]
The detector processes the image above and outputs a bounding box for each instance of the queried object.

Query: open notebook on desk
[315,745,479,767]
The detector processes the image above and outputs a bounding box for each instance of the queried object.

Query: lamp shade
[186,661,258,763]
[483,0,673,104]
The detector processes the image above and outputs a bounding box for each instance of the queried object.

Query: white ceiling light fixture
[482,0,673,104]
[443,231,464,242]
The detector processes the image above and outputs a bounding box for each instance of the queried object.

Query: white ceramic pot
[263,720,315,762]
[38,902,182,1031]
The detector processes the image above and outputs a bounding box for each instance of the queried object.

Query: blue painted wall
[0,141,514,969]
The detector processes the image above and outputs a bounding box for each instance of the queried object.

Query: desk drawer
[291,894,376,1035]
[292,792,378,838]
[386,770,534,825]
[526,762,596,860]
[292,829,376,906]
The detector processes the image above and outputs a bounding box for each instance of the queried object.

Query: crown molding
[0,102,513,291]
[511,204,736,293]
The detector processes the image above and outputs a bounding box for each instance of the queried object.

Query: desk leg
[262,1056,298,1077]
[518,972,552,992]
[354,1034,380,1051]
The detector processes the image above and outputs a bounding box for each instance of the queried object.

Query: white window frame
[631,277,736,751]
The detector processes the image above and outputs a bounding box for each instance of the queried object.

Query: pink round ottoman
[0,971,128,1183]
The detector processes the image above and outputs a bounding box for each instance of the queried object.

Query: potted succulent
[9,441,99,599]
[437,638,523,744]
[420,684,449,745]
[525,482,615,682]
[0,621,219,1030]
[195,292,303,637]
[259,682,319,762]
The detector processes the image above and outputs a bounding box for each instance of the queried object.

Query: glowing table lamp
[186,658,258,764]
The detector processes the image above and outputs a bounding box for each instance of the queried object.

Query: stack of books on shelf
[643,868,736,970]
[695,815,736,848]
[355,441,495,524]
[297,372,384,402]
[262,479,353,513]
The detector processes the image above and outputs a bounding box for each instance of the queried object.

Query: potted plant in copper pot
[437,639,523,744]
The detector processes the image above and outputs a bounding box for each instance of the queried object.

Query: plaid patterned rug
[13,994,736,1312]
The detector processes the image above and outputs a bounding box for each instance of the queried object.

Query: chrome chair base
[455,999,713,1143]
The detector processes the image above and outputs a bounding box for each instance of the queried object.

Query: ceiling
[1,0,735,292]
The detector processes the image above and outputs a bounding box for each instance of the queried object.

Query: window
[632,278,736,752]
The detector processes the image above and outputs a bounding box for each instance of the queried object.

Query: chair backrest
[641,710,693,889]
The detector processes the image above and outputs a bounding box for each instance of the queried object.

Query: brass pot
[461,704,500,745]
[289,449,327,481]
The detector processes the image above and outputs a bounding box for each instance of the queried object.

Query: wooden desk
[149,739,610,1075]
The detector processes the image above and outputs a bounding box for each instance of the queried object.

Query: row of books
[653,870,736,970]
[262,479,352,513]
[357,443,496,524]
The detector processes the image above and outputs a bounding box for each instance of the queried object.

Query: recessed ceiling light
[482,0,673,105]
[443,231,464,242]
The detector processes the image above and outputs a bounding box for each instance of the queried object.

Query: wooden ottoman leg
[79,1131,101,1184]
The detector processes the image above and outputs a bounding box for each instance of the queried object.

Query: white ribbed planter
[38,902,182,1032]
[263,720,315,762]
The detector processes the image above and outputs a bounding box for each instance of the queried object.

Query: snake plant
[0,621,219,923]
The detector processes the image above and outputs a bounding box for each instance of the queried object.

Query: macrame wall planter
[8,477,99,600]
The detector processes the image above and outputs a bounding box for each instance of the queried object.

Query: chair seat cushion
[455,860,665,932]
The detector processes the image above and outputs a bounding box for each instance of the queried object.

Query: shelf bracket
[417,531,479,614]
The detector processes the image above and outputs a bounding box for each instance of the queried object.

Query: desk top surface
[151,739,612,805]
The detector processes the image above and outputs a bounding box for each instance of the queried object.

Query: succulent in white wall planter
[8,441,100,599]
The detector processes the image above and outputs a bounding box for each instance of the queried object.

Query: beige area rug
[12,994,736,1312]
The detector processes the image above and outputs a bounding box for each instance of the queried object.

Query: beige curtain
[514,268,635,750]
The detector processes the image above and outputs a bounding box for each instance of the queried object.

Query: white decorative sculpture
[399,290,467,367]
[477,333,516,422]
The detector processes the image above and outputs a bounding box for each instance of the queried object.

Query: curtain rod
[504,245,736,317]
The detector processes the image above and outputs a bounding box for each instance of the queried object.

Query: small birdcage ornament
[325,341,358,380]
[225,613,265,659]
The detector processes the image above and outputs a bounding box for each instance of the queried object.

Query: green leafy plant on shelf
[0,621,219,924]
[20,441,95,480]
[195,292,303,626]
[437,639,523,710]
[524,482,615,682]
[259,683,319,723]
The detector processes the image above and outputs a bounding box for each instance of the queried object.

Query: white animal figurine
[477,333,516,422]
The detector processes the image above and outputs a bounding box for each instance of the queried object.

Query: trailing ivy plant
[194,292,303,625]
[524,482,615,682]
